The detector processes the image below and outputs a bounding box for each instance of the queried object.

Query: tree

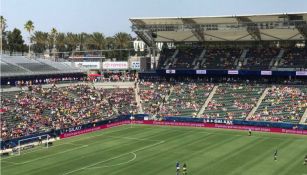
[86,32,105,50]
[65,32,80,51]
[56,32,66,52]
[50,27,58,49]
[1,16,8,52]
[31,31,49,53]
[0,16,7,33]
[105,36,115,59]
[114,32,133,60]
[114,32,132,49]
[79,32,88,51]
[7,28,26,54]
[24,20,35,55]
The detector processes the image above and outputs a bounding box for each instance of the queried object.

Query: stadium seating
[279,48,307,70]
[201,84,265,120]
[241,48,279,70]
[199,48,242,69]
[139,81,171,114]
[160,83,214,117]
[0,85,137,140]
[169,48,203,69]
[157,47,307,70]
[0,56,82,76]
[250,86,307,123]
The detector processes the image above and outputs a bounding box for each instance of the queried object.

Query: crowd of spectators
[0,84,137,140]
[169,48,203,69]
[202,84,264,120]
[242,48,279,70]
[157,47,307,70]
[138,81,171,114]
[1,77,307,141]
[280,48,307,70]
[199,48,242,69]
[159,83,214,117]
[250,86,307,123]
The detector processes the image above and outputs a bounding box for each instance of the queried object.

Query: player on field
[183,163,187,175]
[176,161,180,175]
[248,129,252,136]
[38,136,42,145]
[304,155,307,165]
[274,149,278,161]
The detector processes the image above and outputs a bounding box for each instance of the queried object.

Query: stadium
[1,4,307,175]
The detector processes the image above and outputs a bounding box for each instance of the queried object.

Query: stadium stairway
[246,87,270,120]
[271,49,285,68]
[158,86,174,112]
[193,49,206,69]
[197,85,219,117]
[299,108,307,124]
[237,49,248,69]
[135,82,143,114]
[164,49,179,69]
[274,49,285,67]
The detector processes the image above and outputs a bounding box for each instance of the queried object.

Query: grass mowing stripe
[204,137,267,173]
[62,140,165,175]
[100,128,206,175]
[3,144,89,166]
[2,125,306,175]
[227,139,293,175]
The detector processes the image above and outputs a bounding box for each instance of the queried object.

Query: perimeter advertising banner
[102,61,128,70]
[74,62,101,70]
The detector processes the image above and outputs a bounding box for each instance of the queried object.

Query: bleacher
[279,48,307,70]
[0,56,83,77]
[157,47,307,70]
[0,85,138,140]
[250,86,307,124]
[202,84,265,120]
[169,48,203,69]
[139,81,171,114]
[160,83,214,117]
[199,48,242,69]
[0,61,27,73]
[241,48,279,70]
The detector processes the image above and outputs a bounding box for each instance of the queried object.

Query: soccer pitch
[1,125,307,175]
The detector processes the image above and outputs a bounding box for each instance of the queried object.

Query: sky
[1,0,307,42]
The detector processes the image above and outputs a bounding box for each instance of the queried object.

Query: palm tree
[79,32,88,51]
[0,16,7,34]
[24,20,34,55]
[50,27,58,49]
[114,32,132,60]
[65,32,80,51]
[31,31,49,53]
[114,32,131,49]
[0,16,7,52]
[86,32,105,50]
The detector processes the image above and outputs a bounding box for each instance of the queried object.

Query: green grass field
[1,124,307,175]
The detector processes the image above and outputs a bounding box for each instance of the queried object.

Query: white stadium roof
[130,13,307,45]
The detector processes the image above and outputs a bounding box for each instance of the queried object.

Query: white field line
[140,124,307,141]
[105,135,162,142]
[87,152,137,169]
[1,125,131,161]
[3,144,88,165]
[62,140,165,175]
[1,142,84,160]
[2,128,163,166]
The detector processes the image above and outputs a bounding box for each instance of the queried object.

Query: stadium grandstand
[1,12,307,175]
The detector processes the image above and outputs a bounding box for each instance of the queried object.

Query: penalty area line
[87,152,137,169]
[62,140,165,175]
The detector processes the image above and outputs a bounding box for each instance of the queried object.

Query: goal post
[17,134,50,156]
